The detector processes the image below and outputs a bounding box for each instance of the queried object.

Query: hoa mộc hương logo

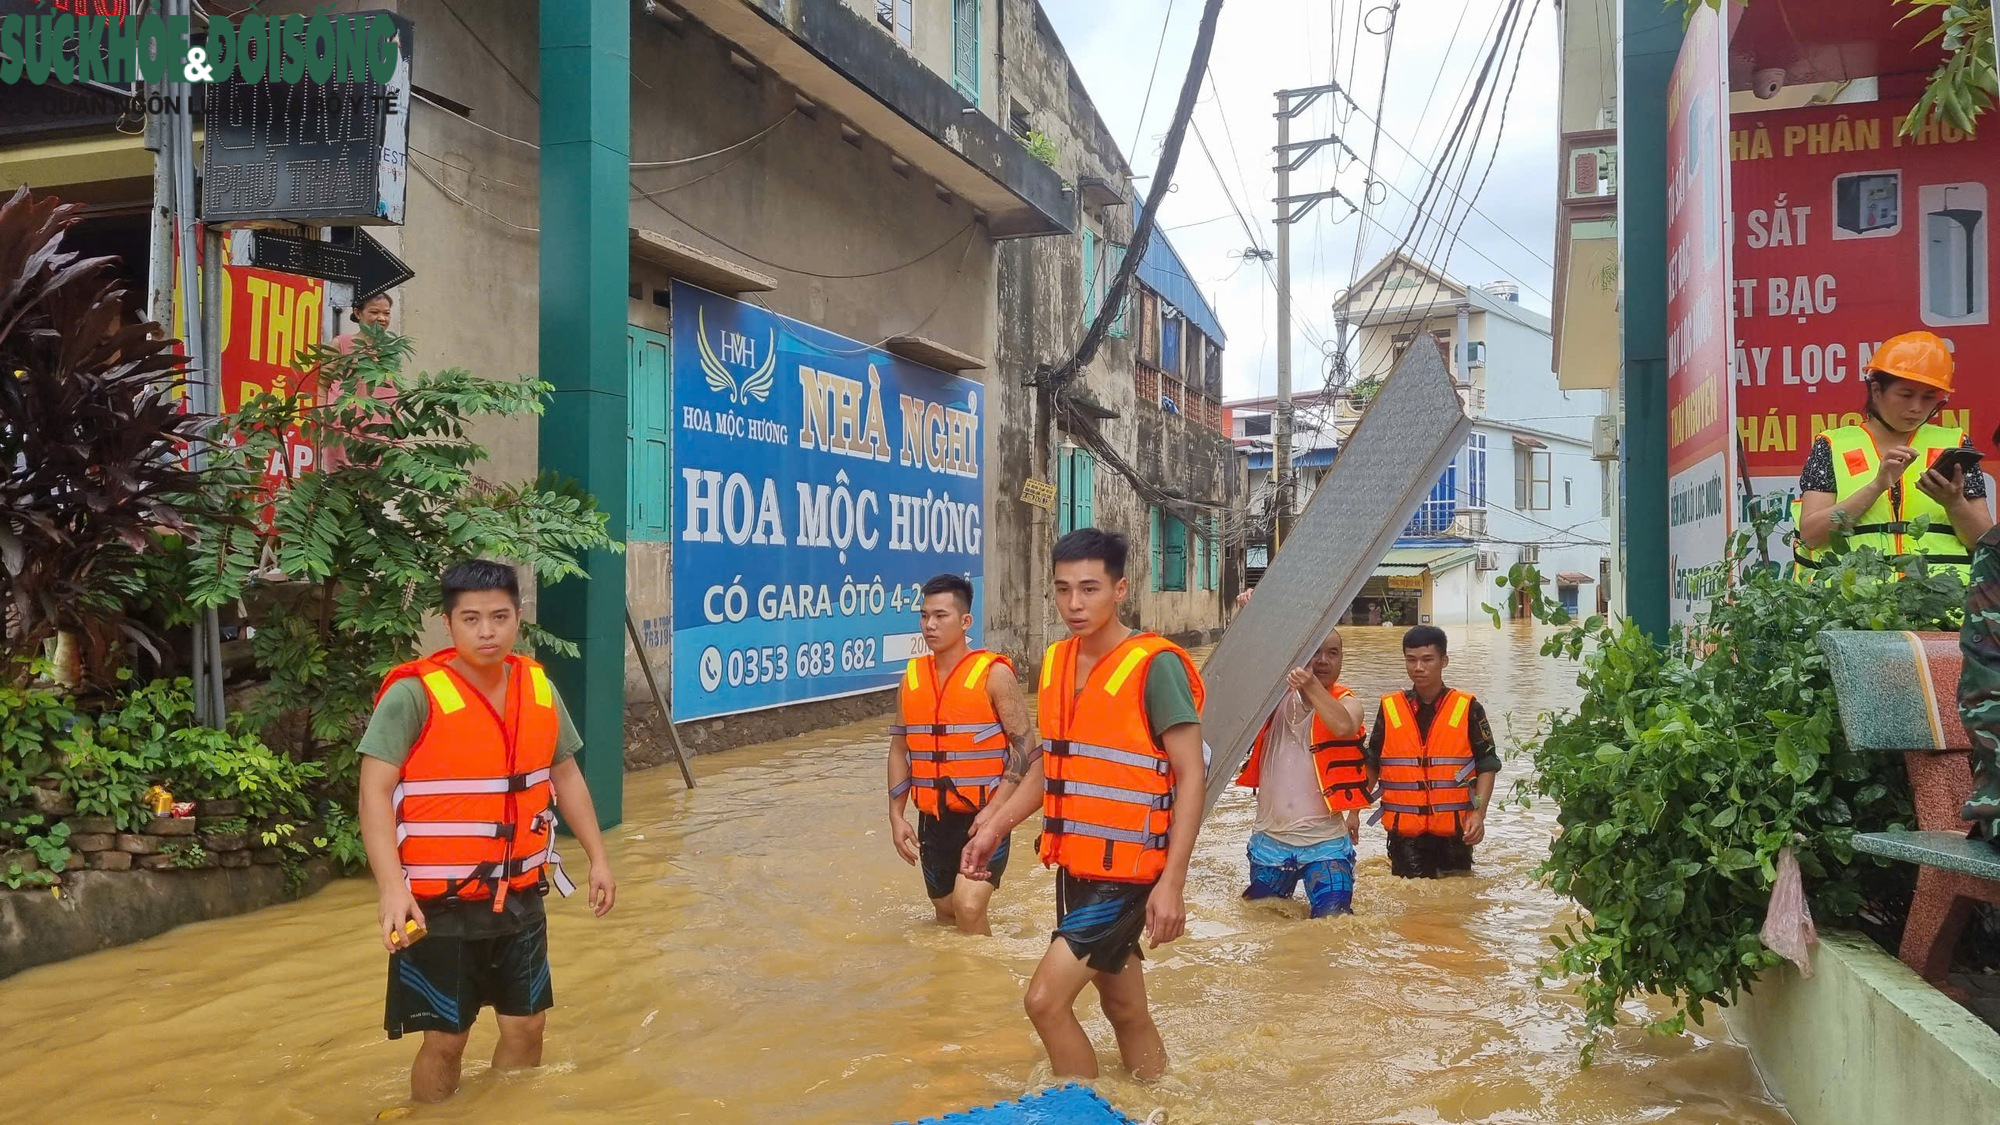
[0,4,400,87]
[696,306,777,406]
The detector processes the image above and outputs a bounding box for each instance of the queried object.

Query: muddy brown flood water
[0,623,1791,1123]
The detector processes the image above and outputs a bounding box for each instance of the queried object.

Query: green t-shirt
[356,677,583,769]
[1142,651,1202,744]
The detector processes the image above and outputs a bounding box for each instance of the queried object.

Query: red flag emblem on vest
[1843,448,1871,478]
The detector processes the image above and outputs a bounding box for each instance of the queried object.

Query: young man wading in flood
[885,573,1035,935]
[962,528,1206,1080]
[1366,625,1500,879]
[357,560,616,1104]
[1234,630,1369,916]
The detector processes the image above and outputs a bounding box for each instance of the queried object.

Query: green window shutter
[1081,228,1097,327]
[1149,505,1163,591]
[1162,514,1187,592]
[1057,447,1073,536]
[1107,244,1129,338]
[626,326,673,541]
[953,0,980,104]
[1058,447,1096,534]
[1076,449,1094,529]
[1208,532,1222,590]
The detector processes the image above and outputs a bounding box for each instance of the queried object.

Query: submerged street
[0,625,1786,1124]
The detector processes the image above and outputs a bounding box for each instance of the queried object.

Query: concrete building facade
[2,0,1233,795]
[1228,252,1611,626]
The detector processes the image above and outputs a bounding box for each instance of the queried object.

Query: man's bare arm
[1299,679,1366,739]
[986,663,1036,784]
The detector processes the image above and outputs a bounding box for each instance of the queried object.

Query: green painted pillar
[1620,0,1683,641]
[539,0,630,828]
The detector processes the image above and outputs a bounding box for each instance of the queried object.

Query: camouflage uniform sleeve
[1956,528,2000,840]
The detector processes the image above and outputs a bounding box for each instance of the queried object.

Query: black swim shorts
[1053,870,1156,974]
[918,808,1009,900]
[384,915,553,1039]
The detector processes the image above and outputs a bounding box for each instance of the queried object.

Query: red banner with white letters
[1732,98,1999,545]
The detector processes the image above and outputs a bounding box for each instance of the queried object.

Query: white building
[1228,252,1613,625]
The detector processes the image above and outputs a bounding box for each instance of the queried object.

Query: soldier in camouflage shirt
[1955,525,2000,844]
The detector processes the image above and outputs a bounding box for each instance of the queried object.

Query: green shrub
[3,674,320,834]
[1512,513,1956,1060]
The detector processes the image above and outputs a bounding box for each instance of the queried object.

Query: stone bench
[1818,630,2000,985]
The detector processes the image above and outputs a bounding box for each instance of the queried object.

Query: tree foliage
[152,329,619,783]
[0,187,211,691]
[1510,507,1952,1061]
[1677,0,1996,138]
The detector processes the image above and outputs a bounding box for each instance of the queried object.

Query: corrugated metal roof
[1373,546,1478,575]
[1246,447,1337,470]
[1133,201,1227,347]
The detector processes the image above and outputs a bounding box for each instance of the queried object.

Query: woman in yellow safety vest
[1793,331,1993,583]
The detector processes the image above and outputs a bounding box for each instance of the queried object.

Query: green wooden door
[627,326,672,541]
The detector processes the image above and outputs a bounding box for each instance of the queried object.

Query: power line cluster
[1273,0,1546,478]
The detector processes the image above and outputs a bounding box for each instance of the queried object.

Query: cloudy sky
[1042,0,1561,403]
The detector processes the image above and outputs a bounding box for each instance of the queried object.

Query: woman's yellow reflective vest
[1791,423,1972,584]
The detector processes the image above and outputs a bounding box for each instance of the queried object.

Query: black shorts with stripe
[384,916,553,1039]
[1052,870,1155,974]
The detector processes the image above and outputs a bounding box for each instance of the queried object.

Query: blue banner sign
[669,281,986,721]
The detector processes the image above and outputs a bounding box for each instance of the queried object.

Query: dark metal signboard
[201,10,413,225]
[251,229,413,301]
[1199,338,1471,814]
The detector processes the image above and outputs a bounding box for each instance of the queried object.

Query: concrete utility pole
[1273,104,1293,553]
[1271,84,1348,555]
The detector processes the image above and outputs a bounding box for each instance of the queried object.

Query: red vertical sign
[1665,2,1736,623]
[1732,100,1998,561]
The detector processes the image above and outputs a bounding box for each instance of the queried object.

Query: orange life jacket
[1368,688,1479,838]
[377,650,576,909]
[1235,684,1371,813]
[890,649,1013,815]
[1037,632,1206,884]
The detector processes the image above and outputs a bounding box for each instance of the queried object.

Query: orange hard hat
[1865,331,1954,394]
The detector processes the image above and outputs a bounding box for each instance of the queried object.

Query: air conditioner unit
[1476,549,1499,571]
[1592,414,1620,461]
[1465,340,1487,368]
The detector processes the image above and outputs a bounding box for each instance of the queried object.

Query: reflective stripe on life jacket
[1815,425,1973,582]
[893,650,1014,815]
[1789,496,1823,583]
[1234,684,1371,813]
[1367,689,1478,839]
[1037,632,1206,884]
[377,650,574,908]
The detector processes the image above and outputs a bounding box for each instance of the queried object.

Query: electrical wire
[1129,0,1179,162]
[630,111,798,168]
[412,159,539,234]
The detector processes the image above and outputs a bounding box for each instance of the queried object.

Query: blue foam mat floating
[895,1083,1139,1124]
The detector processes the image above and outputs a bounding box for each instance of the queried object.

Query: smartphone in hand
[1932,446,1985,480]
